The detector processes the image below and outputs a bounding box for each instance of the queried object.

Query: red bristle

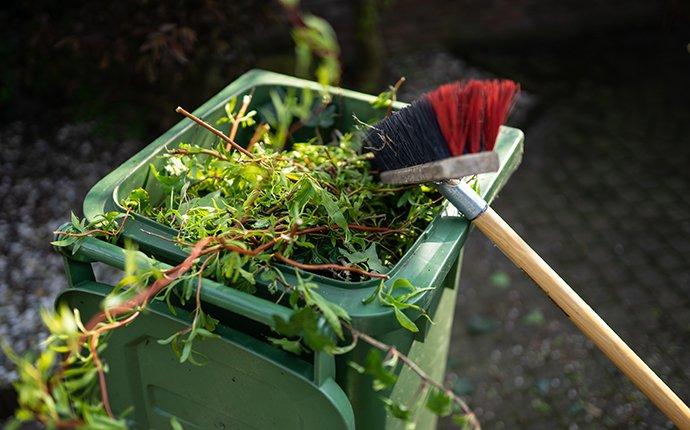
[426,82,462,155]
[463,81,486,154]
[427,79,519,155]
[482,80,520,151]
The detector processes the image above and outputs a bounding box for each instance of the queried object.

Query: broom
[366,80,690,428]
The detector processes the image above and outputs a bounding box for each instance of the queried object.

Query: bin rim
[82,69,524,333]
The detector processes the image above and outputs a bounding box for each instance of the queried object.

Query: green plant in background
[279,0,341,87]
[2,3,481,429]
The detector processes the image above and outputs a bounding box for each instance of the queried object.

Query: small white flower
[164,157,188,176]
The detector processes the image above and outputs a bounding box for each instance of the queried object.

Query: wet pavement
[1,31,689,429]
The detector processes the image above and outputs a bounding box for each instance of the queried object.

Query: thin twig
[54,210,131,239]
[214,224,402,259]
[228,94,252,144]
[348,325,480,429]
[89,335,113,418]
[175,106,254,158]
[386,77,406,117]
[274,253,389,279]
[247,123,270,152]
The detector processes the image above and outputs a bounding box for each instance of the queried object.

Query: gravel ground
[0,123,143,389]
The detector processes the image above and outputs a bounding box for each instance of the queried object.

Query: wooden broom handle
[473,207,690,429]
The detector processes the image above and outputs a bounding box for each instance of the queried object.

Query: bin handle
[59,234,335,385]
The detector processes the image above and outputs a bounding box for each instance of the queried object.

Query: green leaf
[50,236,78,247]
[123,188,151,212]
[180,339,194,363]
[288,177,316,220]
[316,186,348,231]
[426,388,453,417]
[393,307,419,333]
[363,244,387,273]
[70,211,81,228]
[268,337,303,354]
[363,349,398,391]
[194,328,219,340]
[362,280,385,305]
[390,278,415,294]
[170,416,184,430]
[381,397,412,421]
[310,290,346,339]
[226,97,238,115]
[452,414,472,428]
[274,307,334,352]
[157,333,179,345]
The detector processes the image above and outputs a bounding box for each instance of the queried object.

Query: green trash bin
[58,70,524,429]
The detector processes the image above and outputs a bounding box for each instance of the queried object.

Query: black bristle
[366,98,451,171]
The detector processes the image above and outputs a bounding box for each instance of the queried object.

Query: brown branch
[89,335,113,418]
[273,253,389,279]
[348,326,480,429]
[54,228,116,239]
[175,106,254,159]
[54,210,131,240]
[386,77,406,117]
[216,226,331,257]
[228,94,252,143]
[215,224,401,259]
[247,123,270,152]
[54,419,84,429]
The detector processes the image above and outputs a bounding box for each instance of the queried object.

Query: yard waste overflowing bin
[56,70,524,429]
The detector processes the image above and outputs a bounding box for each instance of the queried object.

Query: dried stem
[228,94,252,144]
[348,325,481,429]
[247,123,270,151]
[54,210,131,240]
[216,224,403,257]
[386,77,406,117]
[89,335,113,418]
[274,253,389,279]
[175,106,254,158]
